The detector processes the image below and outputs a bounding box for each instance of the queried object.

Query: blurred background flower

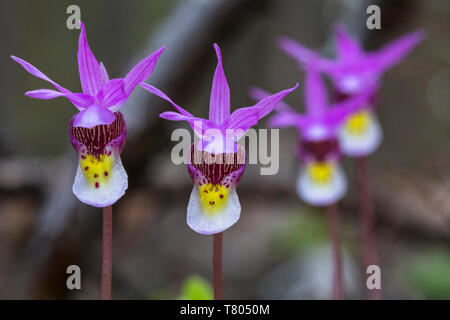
[0,0,448,299]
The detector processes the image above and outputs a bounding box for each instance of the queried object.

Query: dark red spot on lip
[104,171,109,177]
[219,194,224,199]
[204,190,208,193]
[84,166,89,171]
[81,155,86,159]
[95,182,99,188]
[209,201,215,205]
[94,174,98,178]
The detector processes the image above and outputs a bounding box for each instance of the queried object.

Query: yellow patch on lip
[199,183,230,215]
[80,154,113,189]
[345,111,370,135]
[307,162,334,185]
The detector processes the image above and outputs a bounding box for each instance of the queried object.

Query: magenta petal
[223,105,258,132]
[209,44,231,125]
[25,90,93,110]
[160,111,215,136]
[123,46,166,97]
[78,21,103,96]
[65,93,95,109]
[277,36,319,65]
[227,83,299,131]
[326,85,378,126]
[248,86,296,113]
[277,36,335,71]
[249,84,299,117]
[373,29,425,73]
[335,23,362,60]
[252,82,299,119]
[25,89,65,100]
[73,104,116,128]
[305,67,328,117]
[11,56,70,94]
[268,112,307,129]
[159,111,196,122]
[140,83,193,117]
[99,62,109,84]
[96,79,126,109]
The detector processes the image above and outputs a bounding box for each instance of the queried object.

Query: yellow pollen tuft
[345,111,370,135]
[80,154,113,188]
[198,183,230,215]
[307,162,334,185]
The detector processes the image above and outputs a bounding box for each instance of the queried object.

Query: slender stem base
[102,205,113,300]
[356,157,382,300]
[326,203,344,300]
[213,232,223,300]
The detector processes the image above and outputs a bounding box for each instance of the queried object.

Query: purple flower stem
[326,203,344,300]
[102,205,113,300]
[213,232,223,300]
[356,156,382,299]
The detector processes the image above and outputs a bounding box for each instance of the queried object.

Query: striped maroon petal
[69,112,127,158]
[298,137,340,162]
[187,143,245,186]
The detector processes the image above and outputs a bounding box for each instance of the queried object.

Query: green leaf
[405,249,450,299]
[178,275,213,300]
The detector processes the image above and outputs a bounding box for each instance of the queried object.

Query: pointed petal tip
[335,23,355,43]
[276,36,294,52]
[78,21,86,40]
[411,29,427,42]
[213,43,222,62]
[159,111,173,119]
[24,90,34,98]
[276,35,290,46]
[396,29,426,46]
[276,36,302,52]
[247,86,260,97]
[153,45,167,57]
[335,22,347,33]
[10,55,25,65]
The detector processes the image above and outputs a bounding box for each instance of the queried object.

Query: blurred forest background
[0,0,449,299]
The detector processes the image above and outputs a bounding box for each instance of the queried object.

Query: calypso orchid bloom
[141,44,298,234]
[11,21,166,207]
[250,66,375,206]
[277,24,425,157]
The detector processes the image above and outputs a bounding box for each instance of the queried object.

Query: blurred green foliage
[177,275,213,300]
[405,249,450,299]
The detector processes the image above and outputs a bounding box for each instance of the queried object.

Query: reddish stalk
[326,203,344,300]
[213,232,223,300]
[356,156,382,299]
[101,205,113,300]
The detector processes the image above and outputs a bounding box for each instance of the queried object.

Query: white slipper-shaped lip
[338,110,383,157]
[296,160,347,207]
[69,111,128,207]
[186,143,246,235]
